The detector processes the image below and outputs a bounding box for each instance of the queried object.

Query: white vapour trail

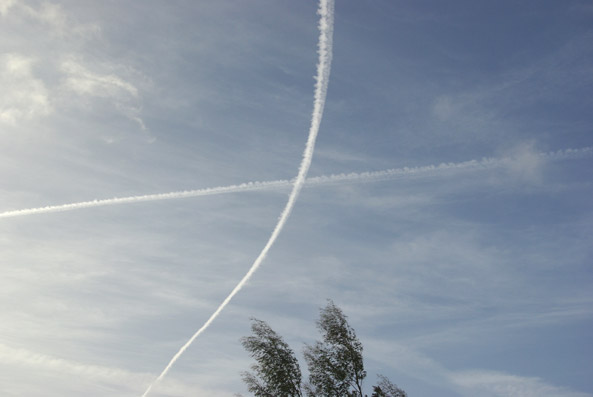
[0,180,290,219]
[141,1,334,396]
[1,147,590,220]
[309,146,592,186]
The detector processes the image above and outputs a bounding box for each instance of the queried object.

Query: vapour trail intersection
[1,147,590,221]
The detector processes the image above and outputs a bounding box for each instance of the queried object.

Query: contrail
[141,1,334,396]
[0,179,291,219]
[307,146,592,186]
[1,147,590,220]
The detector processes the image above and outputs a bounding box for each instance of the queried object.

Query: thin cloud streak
[0,343,149,388]
[1,147,590,220]
[141,1,334,395]
[0,343,215,396]
[450,370,593,397]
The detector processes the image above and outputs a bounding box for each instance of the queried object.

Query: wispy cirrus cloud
[61,59,139,98]
[450,370,592,397]
[0,0,15,16]
[60,57,148,131]
[364,341,592,397]
[0,1,148,134]
[0,343,236,397]
[0,0,99,38]
[0,54,51,125]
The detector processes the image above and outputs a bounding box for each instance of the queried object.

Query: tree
[304,300,366,397]
[240,301,407,397]
[240,319,303,397]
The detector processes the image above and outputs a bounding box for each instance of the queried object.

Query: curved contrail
[1,147,590,220]
[141,1,335,395]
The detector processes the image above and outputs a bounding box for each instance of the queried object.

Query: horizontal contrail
[1,147,590,220]
[0,179,291,219]
[141,0,335,395]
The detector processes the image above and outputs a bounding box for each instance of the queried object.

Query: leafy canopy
[241,319,303,397]
[239,301,407,397]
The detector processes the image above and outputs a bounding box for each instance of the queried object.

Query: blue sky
[1,0,592,396]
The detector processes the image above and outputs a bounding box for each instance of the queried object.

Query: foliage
[303,300,366,396]
[240,319,303,397]
[240,301,406,397]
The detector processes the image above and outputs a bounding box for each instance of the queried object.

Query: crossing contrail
[141,1,334,395]
[0,147,590,220]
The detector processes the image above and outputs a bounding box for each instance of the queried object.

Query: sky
[1,0,592,396]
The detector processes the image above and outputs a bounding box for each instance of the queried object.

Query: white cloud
[432,96,456,120]
[0,0,15,16]
[60,58,148,131]
[0,2,144,132]
[28,2,67,31]
[0,54,51,124]
[0,343,235,397]
[61,59,139,98]
[501,141,545,184]
[366,341,592,397]
[0,343,149,388]
[9,1,100,38]
[450,370,592,397]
